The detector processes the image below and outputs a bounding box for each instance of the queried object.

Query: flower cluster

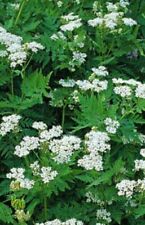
[104,117,120,134]
[91,66,109,77]
[78,129,110,171]
[0,114,21,136]
[112,78,145,99]
[69,51,87,70]
[50,31,66,41]
[6,168,34,190]
[32,121,48,131]
[135,83,145,99]
[40,166,58,184]
[0,26,44,67]
[39,125,63,143]
[30,162,58,184]
[96,208,112,224]
[58,66,109,93]
[116,179,136,197]
[49,135,81,163]
[86,192,112,206]
[60,13,82,32]
[25,41,44,53]
[116,148,145,197]
[76,79,108,93]
[14,136,40,157]
[114,85,132,97]
[140,148,145,157]
[35,218,84,225]
[89,1,136,30]
[134,159,145,172]
[59,79,76,88]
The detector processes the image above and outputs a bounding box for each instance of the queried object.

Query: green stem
[21,53,34,79]
[61,104,66,129]
[14,0,27,26]
[11,73,14,96]
[44,196,47,220]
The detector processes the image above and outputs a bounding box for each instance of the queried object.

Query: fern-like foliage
[73,92,118,132]
[0,203,14,224]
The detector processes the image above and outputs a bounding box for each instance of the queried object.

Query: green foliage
[0,203,14,224]
[0,0,145,224]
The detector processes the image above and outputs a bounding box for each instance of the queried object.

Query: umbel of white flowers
[0,26,44,68]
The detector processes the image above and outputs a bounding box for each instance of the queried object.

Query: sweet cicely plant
[0,0,145,225]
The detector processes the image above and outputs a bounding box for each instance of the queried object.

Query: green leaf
[89,158,124,187]
[0,203,14,223]
[21,70,50,99]
[134,205,145,218]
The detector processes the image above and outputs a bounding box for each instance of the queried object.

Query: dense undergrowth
[1,0,145,224]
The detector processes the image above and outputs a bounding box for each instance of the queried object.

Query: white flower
[85,130,111,154]
[25,41,44,53]
[50,31,66,41]
[30,161,40,176]
[0,114,21,136]
[6,168,25,180]
[122,18,137,26]
[0,25,44,68]
[78,130,110,171]
[35,218,84,225]
[136,179,145,192]
[76,80,92,91]
[134,159,145,171]
[57,1,63,7]
[32,121,47,131]
[92,79,108,93]
[96,208,112,223]
[140,149,145,157]
[114,85,132,97]
[7,168,34,190]
[104,118,120,134]
[50,135,81,163]
[112,78,140,86]
[14,136,40,157]
[64,218,84,225]
[8,51,27,67]
[119,0,129,8]
[116,179,136,197]
[40,167,58,183]
[72,51,87,64]
[61,13,79,22]
[78,153,103,171]
[106,2,118,12]
[59,79,76,87]
[92,66,109,77]
[135,84,145,99]
[104,12,121,29]
[60,19,82,32]
[40,125,63,142]
[88,18,104,27]
[20,178,35,190]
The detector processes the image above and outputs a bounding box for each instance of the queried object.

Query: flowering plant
[0,0,145,225]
